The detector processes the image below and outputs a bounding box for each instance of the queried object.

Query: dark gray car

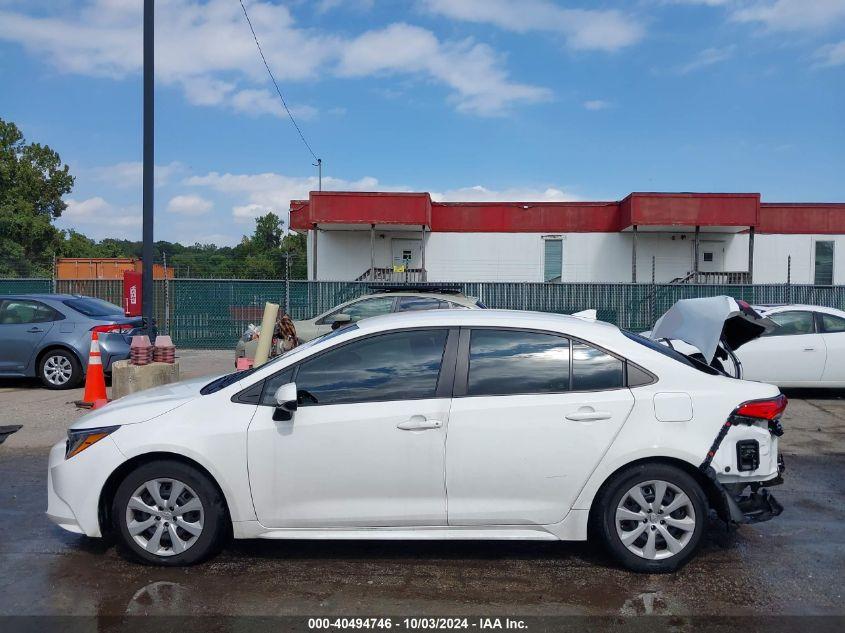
[0,294,145,389]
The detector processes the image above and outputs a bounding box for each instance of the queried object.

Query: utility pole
[314,158,322,191]
[142,0,155,334]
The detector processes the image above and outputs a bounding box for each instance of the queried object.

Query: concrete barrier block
[111,360,181,400]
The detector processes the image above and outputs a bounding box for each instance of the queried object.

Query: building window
[703,252,713,262]
[543,238,563,283]
[814,241,834,286]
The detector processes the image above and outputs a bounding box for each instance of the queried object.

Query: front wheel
[112,460,228,566]
[595,463,707,573]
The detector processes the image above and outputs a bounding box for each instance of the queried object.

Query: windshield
[200,324,359,395]
[63,297,124,317]
[623,330,721,376]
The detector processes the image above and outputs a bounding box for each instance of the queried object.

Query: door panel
[698,241,725,273]
[0,300,56,372]
[247,399,450,527]
[247,327,454,528]
[819,313,845,383]
[738,334,826,384]
[391,239,422,270]
[446,390,634,526]
[737,311,826,385]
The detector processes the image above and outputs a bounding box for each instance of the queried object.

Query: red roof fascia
[758,203,845,234]
[430,201,620,232]
[619,192,759,229]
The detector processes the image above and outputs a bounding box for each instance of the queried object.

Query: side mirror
[329,313,353,330]
[273,382,298,421]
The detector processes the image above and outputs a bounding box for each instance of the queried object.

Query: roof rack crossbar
[367,284,464,294]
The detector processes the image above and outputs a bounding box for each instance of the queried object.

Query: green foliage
[0,118,74,276]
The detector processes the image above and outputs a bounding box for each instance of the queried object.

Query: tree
[0,118,74,276]
[252,212,284,251]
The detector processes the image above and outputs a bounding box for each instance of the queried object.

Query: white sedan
[48,310,786,573]
[737,305,845,388]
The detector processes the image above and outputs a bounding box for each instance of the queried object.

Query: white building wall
[309,229,843,284]
[752,234,845,284]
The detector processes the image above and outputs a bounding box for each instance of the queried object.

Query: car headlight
[65,426,119,459]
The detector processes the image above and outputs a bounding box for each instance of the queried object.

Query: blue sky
[1,0,844,246]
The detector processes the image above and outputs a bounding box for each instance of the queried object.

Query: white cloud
[317,0,375,13]
[583,99,610,111]
[814,39,845,66]
[664,1,732,6]
[185,170,410,223]
[59,196,142,239]
[732,0,845,32]
[677,45,736,74]
[228,88,319,119]
[420,0,644,52]
[167,194,213,216]
[337,23,551,115]
[0,0,549,117]
[430,185,579,202]
[87,161,184,189]
[186,169,580,227]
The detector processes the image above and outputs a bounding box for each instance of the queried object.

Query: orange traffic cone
[75,331,108,408]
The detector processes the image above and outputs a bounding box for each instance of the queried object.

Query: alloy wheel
[43,354,73,386]
[125,478,205,557]
[615,479,696,560]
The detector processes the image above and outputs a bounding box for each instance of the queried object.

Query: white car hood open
[650,296,775,364]
[70,374,217,430]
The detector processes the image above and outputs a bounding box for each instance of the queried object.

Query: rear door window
[819,313,845,333]
[571,342,625,390]
[467,329,571,396]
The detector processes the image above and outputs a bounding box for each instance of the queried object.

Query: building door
[391,239,422,270]
[698,241,725,272]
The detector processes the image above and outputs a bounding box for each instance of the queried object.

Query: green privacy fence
[0,278,52,294]
[3,277,845,349]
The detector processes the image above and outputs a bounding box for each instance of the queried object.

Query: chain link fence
[2,277,845,349]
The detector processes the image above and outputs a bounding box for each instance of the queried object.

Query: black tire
[595,463,707,573]
[38,348,83,390]
[112,460,228,566]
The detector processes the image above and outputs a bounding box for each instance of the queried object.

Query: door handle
[565,409,612,422]
[803,348,816,352]
[397,415,443,431]
[27,327,44,333]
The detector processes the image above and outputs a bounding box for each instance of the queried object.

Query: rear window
[623,330,720,376]
[63,297,123,317]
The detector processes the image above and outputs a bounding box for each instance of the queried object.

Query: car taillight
[91,324,134,334]
[732,394,788,421]
[730,394,787,437]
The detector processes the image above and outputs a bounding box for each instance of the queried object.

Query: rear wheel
[595,463,707,573]
[112,460,227,566]
[38,349,82,389]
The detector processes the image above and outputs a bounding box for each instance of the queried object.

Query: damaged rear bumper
[701,455,785,525]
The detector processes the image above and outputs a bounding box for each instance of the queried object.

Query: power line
[238,0,320,163]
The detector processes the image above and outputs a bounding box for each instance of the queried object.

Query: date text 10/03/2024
[307,618,528,630]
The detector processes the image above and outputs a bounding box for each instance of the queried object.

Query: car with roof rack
[291,285,486,342]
